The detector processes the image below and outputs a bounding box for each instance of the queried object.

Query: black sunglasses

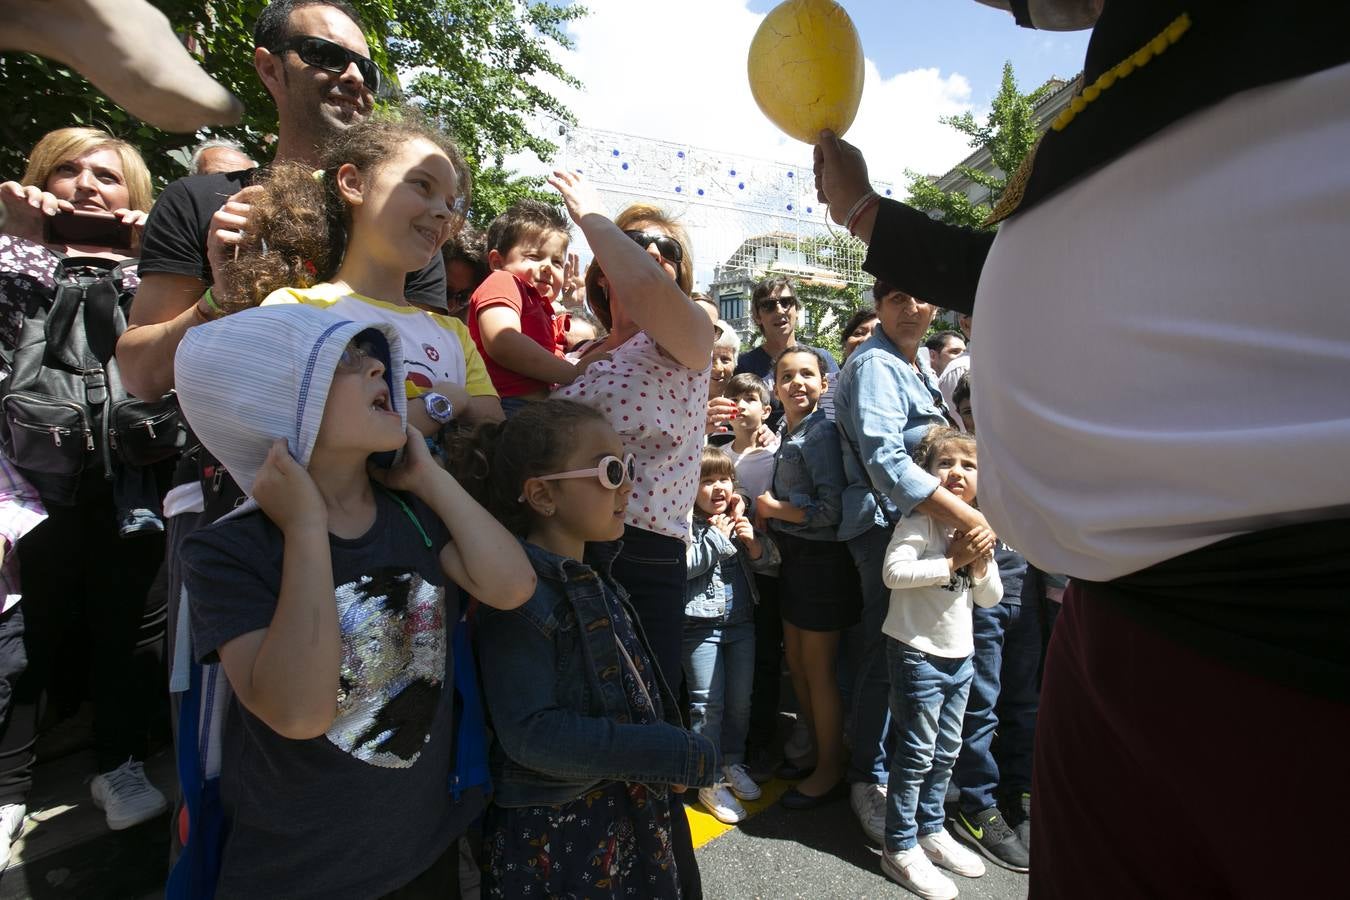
[624,230,684,265]
[756,295,797,313]
[272,35,382,93]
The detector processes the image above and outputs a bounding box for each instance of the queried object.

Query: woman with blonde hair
[2,126,153,252]
[550,173,712,899]
[0,127,169,844]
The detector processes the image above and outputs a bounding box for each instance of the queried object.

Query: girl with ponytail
[224,107,505,436]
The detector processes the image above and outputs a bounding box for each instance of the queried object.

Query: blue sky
[548,1,1092,183]
[746,0,1090,105]
[536,1,1092,287]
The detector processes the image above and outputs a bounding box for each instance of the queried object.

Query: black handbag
[0,254,186,503]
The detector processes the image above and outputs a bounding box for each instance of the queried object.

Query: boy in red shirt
[469,201,595,414]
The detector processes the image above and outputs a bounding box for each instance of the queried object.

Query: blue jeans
[846,524,894,785]
[682,620,755,769]
[884,640,973,852]
[953,598,1041,813]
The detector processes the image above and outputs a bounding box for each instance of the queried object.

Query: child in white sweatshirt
[878,427,1003,900]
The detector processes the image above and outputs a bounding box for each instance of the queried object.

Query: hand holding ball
[747,0,864,144]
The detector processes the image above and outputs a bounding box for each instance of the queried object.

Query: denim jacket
[833,327,947,541]
[684,515,780,621]
[475,540,716,807]
[769,408,848,542]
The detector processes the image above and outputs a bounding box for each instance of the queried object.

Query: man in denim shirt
[833,283,996,846]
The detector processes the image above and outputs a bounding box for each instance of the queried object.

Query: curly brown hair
[446,399,607,536]
[912,425,977,473]
[221,108,471,311]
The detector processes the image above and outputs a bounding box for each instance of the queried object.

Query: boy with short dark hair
[469,200,596,411]
[719,372,785,781]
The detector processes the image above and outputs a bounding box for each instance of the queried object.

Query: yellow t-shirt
[261,285,497,398]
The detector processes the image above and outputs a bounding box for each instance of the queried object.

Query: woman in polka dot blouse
[549,169,714,898]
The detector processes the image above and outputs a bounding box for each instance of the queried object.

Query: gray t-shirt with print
[183,488,482,898]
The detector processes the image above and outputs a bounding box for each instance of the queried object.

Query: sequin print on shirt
[326,568,446,768]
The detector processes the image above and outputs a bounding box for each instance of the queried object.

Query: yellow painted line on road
[687,778,796,849]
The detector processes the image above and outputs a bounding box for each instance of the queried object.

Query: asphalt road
[692,790,1028,900]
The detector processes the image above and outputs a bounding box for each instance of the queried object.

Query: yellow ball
[747,0,865,144]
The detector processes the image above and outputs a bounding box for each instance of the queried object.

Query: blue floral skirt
[481,781,680,898]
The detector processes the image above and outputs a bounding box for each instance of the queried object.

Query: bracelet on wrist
[197,287,225,321]
[841,190,876,228]
[846,192,880,236]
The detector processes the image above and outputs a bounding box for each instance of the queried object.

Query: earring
[542,507,556,517]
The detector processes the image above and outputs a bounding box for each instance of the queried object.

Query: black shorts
[775,532,863,632]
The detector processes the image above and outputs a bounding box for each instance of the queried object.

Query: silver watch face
[424,392,453,422]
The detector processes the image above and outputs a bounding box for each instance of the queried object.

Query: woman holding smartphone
[0,128,170,852]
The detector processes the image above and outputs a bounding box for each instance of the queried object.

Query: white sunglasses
[519,453,637,501]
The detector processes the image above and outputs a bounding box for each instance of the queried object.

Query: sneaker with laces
[0,804,25,871]
[881,845,958,900]
[920,828,987,878]
[953,807,1028,872]
[850,781,887,844]
[698,783,747,824]
[90,758,168,831]
[723,764,762,802]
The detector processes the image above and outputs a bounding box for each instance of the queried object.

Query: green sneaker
[952,807,1029,873]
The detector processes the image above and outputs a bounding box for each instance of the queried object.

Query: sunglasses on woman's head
[272,35,382,93]
[524,453,638,498]
[624,230,684,265]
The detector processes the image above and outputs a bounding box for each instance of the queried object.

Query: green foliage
[735,230,871,360]
[903,61,1049,231]
[0,0,584,227]
[796,280,868,361]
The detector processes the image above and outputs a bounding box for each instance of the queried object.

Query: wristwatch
[422,391,455,425]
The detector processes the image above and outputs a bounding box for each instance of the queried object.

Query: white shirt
[722,442,777,504]
[974,61,1350,581]
[881,511,1003,659]
[937,351,971,430]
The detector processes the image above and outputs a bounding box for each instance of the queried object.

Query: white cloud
[536,0,975,183]
[508,0,981,287]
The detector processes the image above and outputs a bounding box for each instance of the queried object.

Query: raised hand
[562,251,585,303]
[813,130,873,227]
[369,425,433,496]
[0,181,72,241]
[547,170,607,226]
[252,439,327,534]
[706,396,737,434]
[112,207,149,240]
[208,185,264,304]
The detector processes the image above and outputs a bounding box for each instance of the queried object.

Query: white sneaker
[0,803,25,871]
[850,781,887,844]
[881,845,958,900]
[723,764,762,802]
[920,828,987,878]
[90,758,168,831]
[698,783,747,824]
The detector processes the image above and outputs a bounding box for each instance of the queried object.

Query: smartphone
[43,210,134,250]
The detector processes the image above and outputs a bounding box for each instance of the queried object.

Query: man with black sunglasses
[122,0,435,405]
[734,275,840,427]
[114,1,448,867]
